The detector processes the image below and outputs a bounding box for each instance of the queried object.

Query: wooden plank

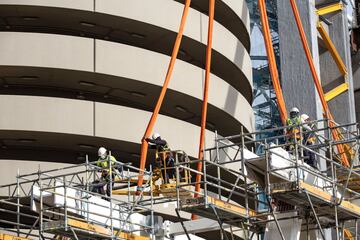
[67,218,111,236]
[0,234,30,240]
[206,196,256,217]
[67,219,150,240]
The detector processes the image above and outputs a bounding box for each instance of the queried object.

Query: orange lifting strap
[258,0,288,125]
[137,0,192,189]
[193,0,215,220]
[289,0,350,167]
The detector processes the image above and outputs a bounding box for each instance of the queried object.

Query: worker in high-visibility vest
[146,133,174,184]
[94,147,118,196]
[286,107,302,150]
[301,114,317,168]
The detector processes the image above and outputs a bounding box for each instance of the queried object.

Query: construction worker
[146,133,174,184]
[92,147,118,196]
[285,107,302,150]
[301,114,317,168]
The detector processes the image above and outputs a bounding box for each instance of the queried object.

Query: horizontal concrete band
[174,0,251,50]
[0,32,254,133]
[0,1,252,96]
[0,95,217,158]
[0,0,250,50]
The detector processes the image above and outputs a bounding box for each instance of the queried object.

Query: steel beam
[316,2,343,16]
[317,22,348,76]
[324,83,349,101]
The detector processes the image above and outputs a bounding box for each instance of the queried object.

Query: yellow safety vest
[96,155,117,169]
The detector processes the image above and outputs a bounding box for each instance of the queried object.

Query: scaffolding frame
[0,155,155,240]
[175,119,360,239]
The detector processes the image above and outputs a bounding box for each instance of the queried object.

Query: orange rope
[289,0,350,167]
[137,0,192,190]
[192,0,215,220]
[258,0,288,125]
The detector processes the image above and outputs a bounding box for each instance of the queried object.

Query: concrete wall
[320,10,356,124]
[0,1,253,167]
[277,0,355,124]
[276,0,322,120]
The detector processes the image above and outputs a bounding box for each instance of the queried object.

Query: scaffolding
[1,120,360,239]
[175,119,360,239]
[0,156,155,240]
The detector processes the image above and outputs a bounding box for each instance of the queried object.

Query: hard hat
[152,133,160,140]
[98,147,107,158]
[301,114,310,122]
[290,107,300,114]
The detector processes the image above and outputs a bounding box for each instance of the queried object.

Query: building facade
[0,1,253,189]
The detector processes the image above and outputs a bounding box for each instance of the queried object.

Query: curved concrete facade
[0,1,253,178]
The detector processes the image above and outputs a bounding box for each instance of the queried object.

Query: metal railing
[0,154,154,240]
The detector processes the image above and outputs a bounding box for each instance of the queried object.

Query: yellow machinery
[113,150,192,198]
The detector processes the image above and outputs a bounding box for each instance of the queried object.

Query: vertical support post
[341,221,345,240]
[241,126,250,236]
[328,120,339,240]
[295,132,300,187]
[39,168,43,240]
[265,141,271,200]
[85,155,89,221]
[16,168,20,237]
[127,168,131,203]
[195,0,215,198]
[150,165,155,240]
[175,152,180,210]
[137,0,192,190]
[355,219,358,240]
[306,216,310,240]
[215,131,222,200]
[203,151,208,207]
[109,151,114,238]
[63,175,68,231]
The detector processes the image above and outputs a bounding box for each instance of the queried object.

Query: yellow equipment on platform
[113,151,191,198]
[0,234,30,240]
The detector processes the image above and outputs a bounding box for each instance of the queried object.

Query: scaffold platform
[271,181,360,221]
[43,218,149,240]
[180,196,256,227]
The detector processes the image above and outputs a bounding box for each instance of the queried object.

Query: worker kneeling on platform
[146,133,175,184]
[91,147,120,197]
[301,114,317,169]
[286,107,302,150]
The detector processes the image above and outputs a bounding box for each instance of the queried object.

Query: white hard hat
[301,114,310,122]
[290,107,300,114]
[152,133,160,140]
[98,147,107,158]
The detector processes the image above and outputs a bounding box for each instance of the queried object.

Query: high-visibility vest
[155,143,171,159]
[303,123,316,144]
[286,117,302,139]
[286,117,301,127]
[96,155,117,169]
